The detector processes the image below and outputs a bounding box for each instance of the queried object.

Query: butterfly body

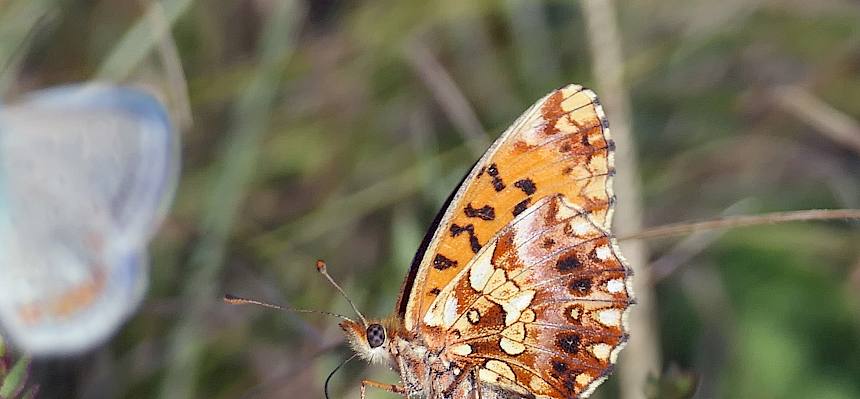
[340,84,633,398]
[344,318,515,399]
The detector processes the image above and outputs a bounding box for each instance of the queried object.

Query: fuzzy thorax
[340,319,392,366]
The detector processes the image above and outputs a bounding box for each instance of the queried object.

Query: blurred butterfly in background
[0,84,178,355]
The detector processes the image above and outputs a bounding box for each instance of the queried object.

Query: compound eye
[366,323,385,348]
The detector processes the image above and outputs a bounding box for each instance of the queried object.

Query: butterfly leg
[472,369,483,399]
[360,379,405,398]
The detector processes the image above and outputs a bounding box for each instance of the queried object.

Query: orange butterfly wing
[397,84,618,332]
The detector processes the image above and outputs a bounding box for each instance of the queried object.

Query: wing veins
[525,267,627,291]
[467,355,568,397]
[539,297,632,305]
[446,234,604,330]
[527,321,627,339]
[456,339,607,377]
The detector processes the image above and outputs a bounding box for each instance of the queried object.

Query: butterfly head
[340,319,393,365]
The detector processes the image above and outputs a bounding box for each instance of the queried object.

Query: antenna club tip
[316,259,327,272]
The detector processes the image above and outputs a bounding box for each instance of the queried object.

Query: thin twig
[648,200,752,282]
[621,209,860,242]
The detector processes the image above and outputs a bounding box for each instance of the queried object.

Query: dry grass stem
[144,0,193,131]
[581,1,661,398]
[621,209,860,242]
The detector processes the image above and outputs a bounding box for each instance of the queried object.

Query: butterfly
[229,83,632,398]
[0,84,178,355]
[334,83,634,398]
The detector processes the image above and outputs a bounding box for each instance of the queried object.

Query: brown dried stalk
[620,209,860,242]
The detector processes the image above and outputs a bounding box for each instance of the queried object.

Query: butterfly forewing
[400,85,619,332]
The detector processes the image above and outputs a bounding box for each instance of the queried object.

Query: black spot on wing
[512,198,531,217]
[555,254,581,272]
[557,333,581,354]
[513,178,537,195]
[464,203,496,221]
[433,254,458,270]
[450,223,482,254]
[486,163,506,191]
[569,278,592,296]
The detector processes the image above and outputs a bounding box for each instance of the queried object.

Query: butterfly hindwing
[423,195,631,398]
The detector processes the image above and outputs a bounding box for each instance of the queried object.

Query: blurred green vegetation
[0,336,38,398]
[1,0,859,398]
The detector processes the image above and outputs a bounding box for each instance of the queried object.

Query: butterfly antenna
[324,353,357,399]
[315,260,369,326]
[223,294,355,323]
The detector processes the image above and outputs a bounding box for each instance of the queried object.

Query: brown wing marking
[402,85,616,332]
[425,195,632,399]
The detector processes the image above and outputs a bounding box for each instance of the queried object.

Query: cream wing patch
[469,244,496,291]
[500,322,527,355]
[482,359,517,382]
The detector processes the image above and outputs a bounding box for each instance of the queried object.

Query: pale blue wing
[0,83,178,355]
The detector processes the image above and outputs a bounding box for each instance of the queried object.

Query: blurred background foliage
[1,0,859,398]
